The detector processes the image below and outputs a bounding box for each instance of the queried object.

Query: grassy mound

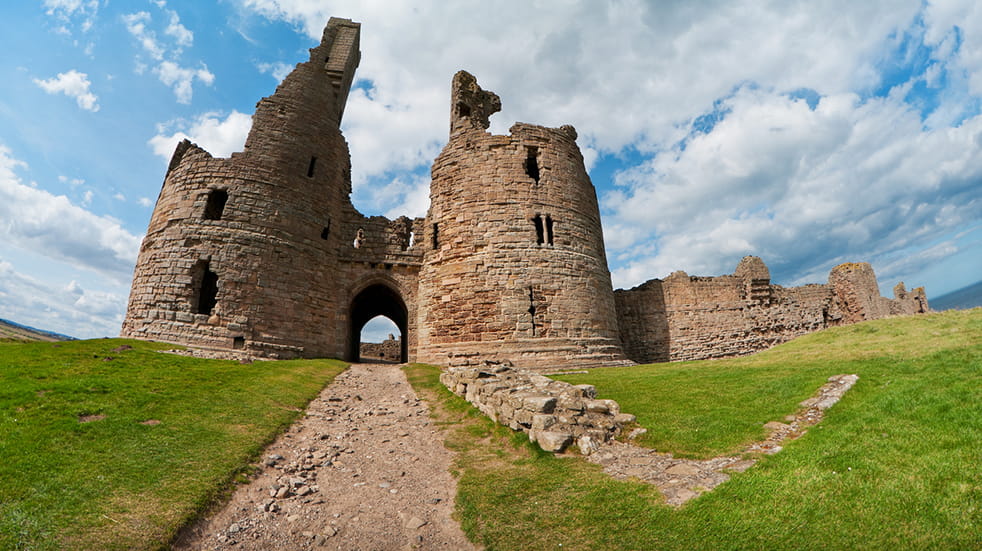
[0,339,346,550]
[407,309,982,550]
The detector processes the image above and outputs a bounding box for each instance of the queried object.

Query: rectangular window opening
[432,223,439,250]
[203,189,228,220]
[232,336,245,349]
[456,102,471,118]
[525,146,540,184]
[192,260,219,315]
[546,215,554,245]
[307,156,318,178]
[533,214,544,245]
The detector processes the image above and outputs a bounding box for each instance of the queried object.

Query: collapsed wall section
[440,363,636,454]
[616,257,928,364]
[416,71,631,370]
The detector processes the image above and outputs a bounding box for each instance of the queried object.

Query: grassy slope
[408,309,982,550]
[0,339,346,550]
[0,320,70,342]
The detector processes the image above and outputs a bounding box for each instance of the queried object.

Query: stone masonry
[122,17,929,369]
[440,362,637,455]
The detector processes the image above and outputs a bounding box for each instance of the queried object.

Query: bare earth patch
[174,363,477,550]
[78,414,106,423]
[588,374,859,505]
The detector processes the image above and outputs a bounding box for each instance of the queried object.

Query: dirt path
[175,363,478,551]
[586,374,859,505]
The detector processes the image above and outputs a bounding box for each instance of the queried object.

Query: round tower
[415,71,631,369]
[122,18,362,358]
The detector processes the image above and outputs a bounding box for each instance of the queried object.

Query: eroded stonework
[122,18,928,368]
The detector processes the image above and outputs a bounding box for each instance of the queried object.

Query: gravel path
[175,363,478,551]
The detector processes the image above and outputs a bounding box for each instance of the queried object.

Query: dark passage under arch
[347,283,408,363]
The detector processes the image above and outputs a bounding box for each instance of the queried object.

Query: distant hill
[930,280,982,311]
[0,318,76,342]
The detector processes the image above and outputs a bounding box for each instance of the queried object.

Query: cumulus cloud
[33,70,100,112]
[149,111,253,159]
[0,145,142,283]
[605,88,982,288]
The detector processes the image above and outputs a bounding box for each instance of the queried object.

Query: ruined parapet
[416,71,631,370]
[735,255,773,304]
[828,262,891,323]
[440,364,635,454]
[122,18,363,358]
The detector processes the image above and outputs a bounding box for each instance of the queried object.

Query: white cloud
[122,11,164,60]
[0,144,142,283]
[123,8,211,103]
[149,111,253,159]
[257,61,294,82]
[0,261,127,339]
[138,197,154,207]
[164,10,194,47]
[605,87,982,288]
[154,61,215,104]
[43,0,99,34]
[33,70,100,112]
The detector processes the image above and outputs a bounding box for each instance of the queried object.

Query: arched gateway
[347,283,408,363]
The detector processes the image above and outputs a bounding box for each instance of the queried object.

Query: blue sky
[0,1,980,341]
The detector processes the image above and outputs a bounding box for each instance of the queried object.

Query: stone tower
[122,18,365,358]
[414,71,631,369]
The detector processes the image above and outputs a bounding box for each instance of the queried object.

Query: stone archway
[347,283,408,363]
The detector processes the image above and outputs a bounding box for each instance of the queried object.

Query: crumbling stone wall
[360,334,402,362]
[616,257,929,364]
[416,72,631,370]
[440,364,636,454]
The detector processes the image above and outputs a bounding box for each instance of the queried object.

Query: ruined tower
[122,18,367,357]
[414,71,631,369]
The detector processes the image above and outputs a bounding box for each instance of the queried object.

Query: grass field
[0,339,346,550]
[407,309,982,550]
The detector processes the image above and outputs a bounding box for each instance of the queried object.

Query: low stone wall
[439,363,635,455]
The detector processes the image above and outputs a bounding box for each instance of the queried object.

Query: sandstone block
[536,431,573,453]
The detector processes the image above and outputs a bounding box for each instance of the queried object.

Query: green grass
[0,339,346,550]
[407,309,982,550]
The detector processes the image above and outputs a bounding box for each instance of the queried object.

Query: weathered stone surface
[536,431,573,453]
[615,257,928,364]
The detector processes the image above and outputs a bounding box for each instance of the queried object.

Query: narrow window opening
[527,287,537,337]
[533,215,544,245]
[525,146,540,184]
[203,189,228,220]
[407,230,415,249]
[432,223,439,250]
[232,336,245,349]
[545,215,554,245]
[456,102,471,118]
[192,260,219,315]
[307,156,318,178]
[321,219,331,240]
[353,228,364,249]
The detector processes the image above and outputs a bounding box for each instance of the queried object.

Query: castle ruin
[122,18,928,368]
